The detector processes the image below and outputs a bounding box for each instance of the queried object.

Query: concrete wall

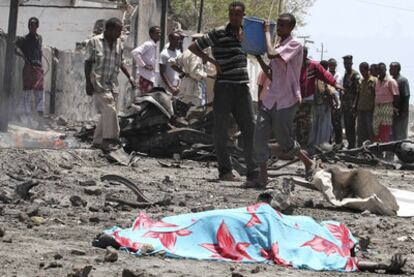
[0,0,122,50]
[135,0,163,46]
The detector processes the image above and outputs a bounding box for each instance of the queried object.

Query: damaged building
[0,0,163,121]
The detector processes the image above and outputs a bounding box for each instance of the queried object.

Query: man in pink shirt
[373,63,399,143]
[132,26,161,94]
[252,13,315,188]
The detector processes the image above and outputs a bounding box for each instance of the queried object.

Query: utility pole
[197,0,204,33]
[316,43,328,61]
[0,0,19,132]
[297,35,314,47]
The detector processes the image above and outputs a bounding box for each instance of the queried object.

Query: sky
[297,0,414,102]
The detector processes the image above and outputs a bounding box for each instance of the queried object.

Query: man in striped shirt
[188,1,259,184]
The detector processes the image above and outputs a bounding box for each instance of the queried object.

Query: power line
[352,0,414,13]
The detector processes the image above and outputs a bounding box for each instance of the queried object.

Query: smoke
[0,124,78,149]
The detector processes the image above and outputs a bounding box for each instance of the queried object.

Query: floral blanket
[104,203,358,271]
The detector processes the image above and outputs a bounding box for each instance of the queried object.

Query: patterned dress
[373,76,399,142]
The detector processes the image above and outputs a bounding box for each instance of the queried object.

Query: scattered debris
[89,216,100,223]
[397,236,414,242]
[104,246,118,263]
[122,268,156,277]
[70,249,86,256]
[68,263,93,277]
[140,244,155,255]
[2,237,12,243]
[359,235,371,251]
[89,206,100,212]
[316,140,414,168]
[304,199,314,208]
[79,180,97,187]
[106,147,132,166]
[75,91,247,167]
[70,195,87,207]
[251,266,261,274]
[361,210,372,217]
[257,179,293,212]
[101,174,170,209]
[15,180,39,200]
[31,216,47,226]
[84,187,102,196]
[57,117,68,126]
[18,212,30,223]
[231,272,246,277]
[26,205,39,217]
[54,253,63,260]
[44,261,63,270]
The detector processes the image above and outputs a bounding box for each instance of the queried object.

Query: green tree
[169,0,315,31]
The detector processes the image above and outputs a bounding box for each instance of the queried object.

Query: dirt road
[0,148,413,276]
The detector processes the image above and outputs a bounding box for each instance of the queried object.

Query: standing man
[355,62,376,146]
[254,13,315,187]
[308,60,341,150]
[159,32,182,95]
[85,18,135,151]
[131,26,161,94]
[370,63,379,78]
[297,48,339,149]
[170,33,211,106]
[15,17,44,120]
[390,62,410,141]
[328,58,344,148]
[188,2,259,183]
[342,55,360,149]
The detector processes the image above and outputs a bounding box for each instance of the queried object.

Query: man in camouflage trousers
[342,55,360,149]
[294,102,313,149]
[295,48,340,149]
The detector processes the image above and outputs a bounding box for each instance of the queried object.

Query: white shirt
[170,49,208,105]
[159,48,181,92]
[131,39,157,83]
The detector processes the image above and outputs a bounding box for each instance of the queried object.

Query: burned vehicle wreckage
[77,88,414,170]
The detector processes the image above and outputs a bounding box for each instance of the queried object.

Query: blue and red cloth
[104,203,359,272]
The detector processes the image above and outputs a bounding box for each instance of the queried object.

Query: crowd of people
[15,2,410,188]
[287,53,410,157]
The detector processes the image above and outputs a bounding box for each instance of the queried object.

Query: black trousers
[331,108,343,145]
[343,109,356,149]
[213,82,258,179]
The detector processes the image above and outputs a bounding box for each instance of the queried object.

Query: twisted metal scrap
[315,140,414,169]
[101,175,171,208]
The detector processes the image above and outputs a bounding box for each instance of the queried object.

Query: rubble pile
[73,88,414,174]
[77,89,243,161]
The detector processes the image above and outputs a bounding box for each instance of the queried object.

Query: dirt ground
[0,145,413,277]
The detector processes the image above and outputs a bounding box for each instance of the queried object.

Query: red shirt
[300,60,336,98]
